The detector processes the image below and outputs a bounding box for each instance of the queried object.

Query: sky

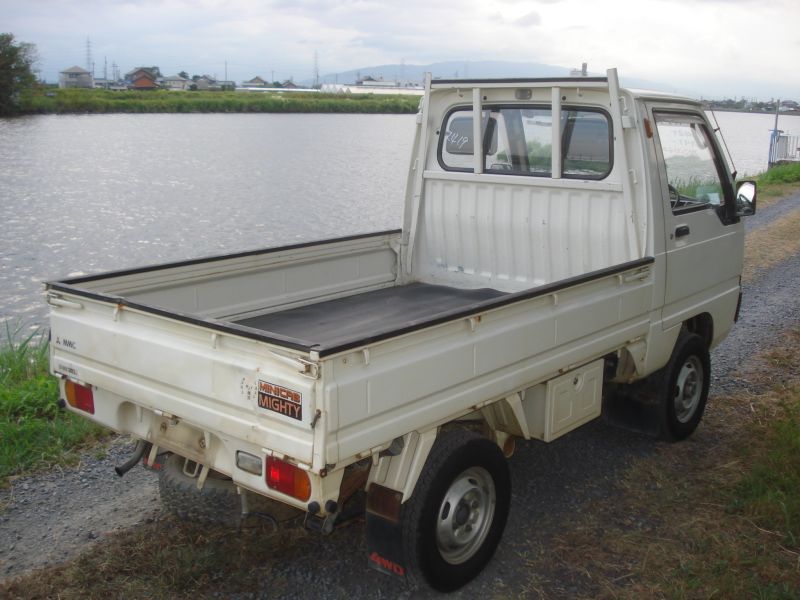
[1,0,798,100]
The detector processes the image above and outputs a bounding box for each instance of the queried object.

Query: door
[648,108,743,329]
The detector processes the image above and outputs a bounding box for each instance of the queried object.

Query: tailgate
[48,290,319,472]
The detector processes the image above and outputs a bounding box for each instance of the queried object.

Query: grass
[21,88,420,114]
[0,322,107,487]
[743,208,800,282]
[545,329,800,599]
[750,162,800,207]
[0,520,307,599]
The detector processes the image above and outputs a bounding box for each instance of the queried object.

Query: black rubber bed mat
[234,282,506,352]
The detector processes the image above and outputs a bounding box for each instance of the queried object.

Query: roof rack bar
[430,78,609,91]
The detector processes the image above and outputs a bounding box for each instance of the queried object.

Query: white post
[472,87,483,174]
[551,87,561,178]
[607,68,642,258]
[404,72,433,274]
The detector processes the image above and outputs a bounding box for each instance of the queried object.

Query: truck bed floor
[234,282,506,351]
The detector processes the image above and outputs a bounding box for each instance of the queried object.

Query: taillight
[266,456,311,501]
[65,380,95,414]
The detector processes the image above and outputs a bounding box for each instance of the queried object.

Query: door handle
[675,225,691,238]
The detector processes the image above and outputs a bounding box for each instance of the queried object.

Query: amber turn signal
[65,380,95,415]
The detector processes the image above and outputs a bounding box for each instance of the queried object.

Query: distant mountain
[308,60,697,98]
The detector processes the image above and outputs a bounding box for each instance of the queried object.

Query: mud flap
[602,392,661,436]
[365,484,407,579]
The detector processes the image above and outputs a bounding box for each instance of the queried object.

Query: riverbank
[21,88,420,114]
[0,325,107,487]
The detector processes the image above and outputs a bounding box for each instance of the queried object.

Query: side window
[486,108,552,175]
[439,105,611,180]
[563,110,612,178]
[653,113,726,211]
[441,110,498,171]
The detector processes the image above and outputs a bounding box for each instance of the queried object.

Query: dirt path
[1,192,799,597]
[0,439,160,579]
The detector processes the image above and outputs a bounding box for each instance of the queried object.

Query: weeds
[747,163,800,206]
[0,518,305,599]
[758,162,800,185]
[731,394,800,548]
[548,327,800,599]
[742,208,800,282]
[0,321,107,486]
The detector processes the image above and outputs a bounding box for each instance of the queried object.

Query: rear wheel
[401,431,510,592]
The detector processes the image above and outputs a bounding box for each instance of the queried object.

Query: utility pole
[85,37,93,75]
[224,60,228,82]
[314,50,319,88]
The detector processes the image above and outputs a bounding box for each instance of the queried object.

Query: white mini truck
[47,69,756,591]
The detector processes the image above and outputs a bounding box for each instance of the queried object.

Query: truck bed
[235,283,506,353]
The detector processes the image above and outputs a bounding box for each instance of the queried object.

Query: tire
[158,454,300,527]
[658,332,711,440]
[401,431,511,592]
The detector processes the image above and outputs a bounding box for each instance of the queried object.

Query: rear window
[439,106,612,180]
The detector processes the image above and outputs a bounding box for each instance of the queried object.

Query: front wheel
[401,431,511,592]
[659,332,711,440]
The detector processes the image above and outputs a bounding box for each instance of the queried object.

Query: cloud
[0,0,797,98]
[515,11,542,26]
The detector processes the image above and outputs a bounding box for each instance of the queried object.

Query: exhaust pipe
[114,440,147,477]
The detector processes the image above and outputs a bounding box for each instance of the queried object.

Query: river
[1,110,798,327]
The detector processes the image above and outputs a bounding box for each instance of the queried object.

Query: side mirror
[735,180,757,217]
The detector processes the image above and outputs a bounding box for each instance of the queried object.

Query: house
[59,66,94,89]
[193,76,235,91]
[162,74,190,91]
[355,75,401,88]
[282,80,298,89]
[194,75,216,90]
[244,76,268,88]
[126,68,159,90]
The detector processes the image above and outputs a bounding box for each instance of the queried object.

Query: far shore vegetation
[20,87,420,115]
[0,33,37,116]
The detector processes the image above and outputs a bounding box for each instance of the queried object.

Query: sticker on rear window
[257,380,302,421]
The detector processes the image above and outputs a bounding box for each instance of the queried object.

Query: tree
[0,33,37,115]
[178,70,189,79]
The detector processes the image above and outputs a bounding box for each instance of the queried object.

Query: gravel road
[1,191,798,598]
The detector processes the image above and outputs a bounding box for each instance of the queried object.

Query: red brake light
[266,456,311,501]
[65,380,95,414]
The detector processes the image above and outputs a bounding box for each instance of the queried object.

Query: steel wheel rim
[436,466,496,565]
[674,355,703,423]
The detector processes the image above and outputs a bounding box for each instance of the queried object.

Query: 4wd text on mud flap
[369,551,405,576]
